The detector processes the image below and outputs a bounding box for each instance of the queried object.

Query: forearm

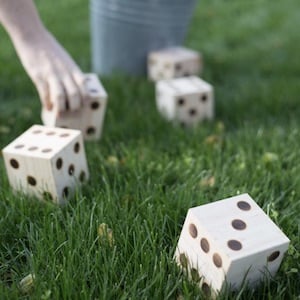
[0,0,85,112]
[0,0,46,45]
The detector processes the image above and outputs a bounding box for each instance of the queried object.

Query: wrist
[11,23,47,46]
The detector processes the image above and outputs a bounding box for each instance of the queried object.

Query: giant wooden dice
[2,125,89,204]
[148,46,202,81]
[156,76,214,127]
[174,194,290,295]
[41,73,107,141]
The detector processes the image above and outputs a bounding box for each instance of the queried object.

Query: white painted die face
[175,91,212,127]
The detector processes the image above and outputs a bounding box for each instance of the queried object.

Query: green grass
[0,0,300,299]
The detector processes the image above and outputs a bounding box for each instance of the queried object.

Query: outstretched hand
[0,0,87,114]
[14,29,86,113]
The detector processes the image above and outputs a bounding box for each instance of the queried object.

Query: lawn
[0,0,300,299]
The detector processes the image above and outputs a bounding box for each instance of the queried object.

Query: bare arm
[0,0,85,113]
[0,0,45,43]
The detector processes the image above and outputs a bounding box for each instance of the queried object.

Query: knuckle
[54,91,65,100]
[69,97,81,110]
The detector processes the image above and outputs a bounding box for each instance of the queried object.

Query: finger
[72,69,91,104]
[48,76,66,112]
[53,50,86,106]
[78,73,101,104]
[61,73,82,111]
[73,69,85,89]
[58,54,87,104]
[33,76,52,110]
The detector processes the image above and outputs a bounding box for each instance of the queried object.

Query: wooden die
[148,47,202,81]
[41,73,108,141]
[174,194,290,295]
[156,76,214,127]
[2,125,89,204]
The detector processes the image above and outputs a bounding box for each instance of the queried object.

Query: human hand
[14,29,86,114]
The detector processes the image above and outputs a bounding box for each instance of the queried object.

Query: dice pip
[156,76,214,127]
[2,125,89,204]
[148,46,202,81]
[174,194,290,295]
[41,73,108,141]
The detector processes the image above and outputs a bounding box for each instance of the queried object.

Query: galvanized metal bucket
[90,0,197,75]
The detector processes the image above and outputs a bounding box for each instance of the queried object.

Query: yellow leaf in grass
[107,156,119,166]
[204,135,222,145]
[0,125,11,134]
[19,273,35,294]
[200,176,215,188]
[98,223,114,247]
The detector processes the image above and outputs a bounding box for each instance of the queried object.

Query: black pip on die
[174,194,290,295]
